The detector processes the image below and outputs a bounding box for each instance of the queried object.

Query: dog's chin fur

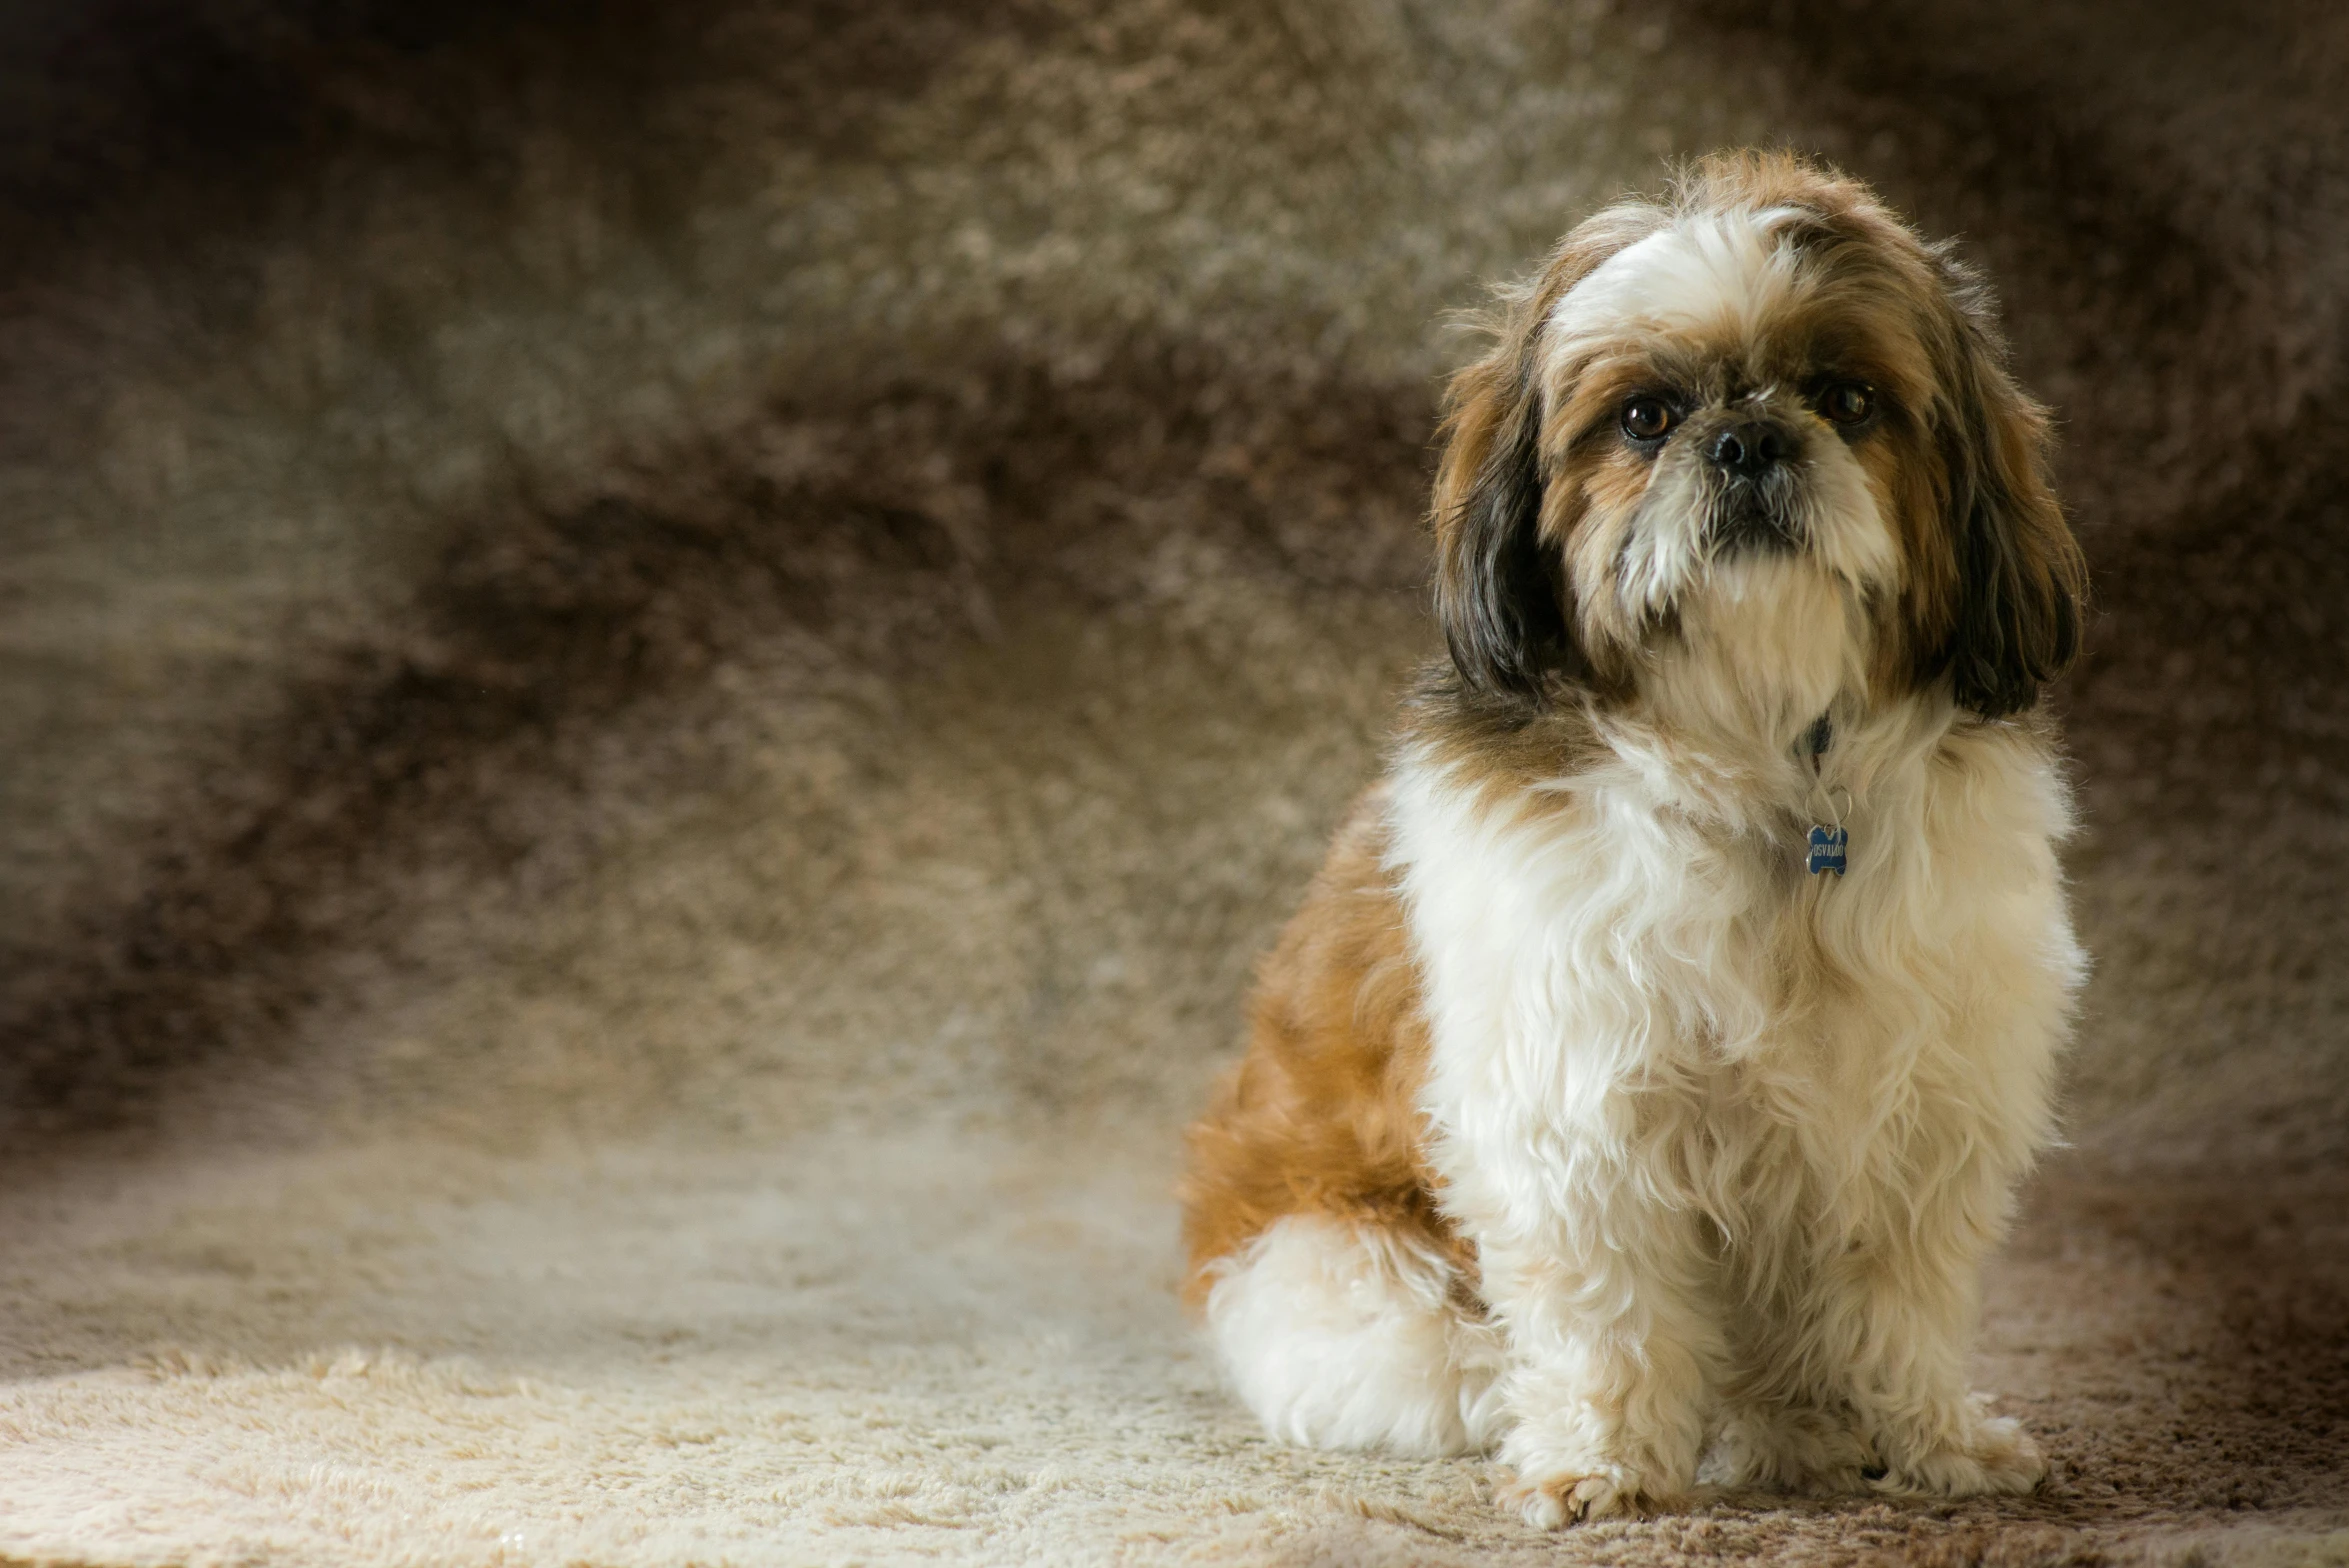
[1642,555,1874,758]
[1178,152,2088,1530]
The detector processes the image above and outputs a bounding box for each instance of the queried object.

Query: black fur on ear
[1426,199,1666,706]
[1430,362,1582,706]
[1929,284,2088,718]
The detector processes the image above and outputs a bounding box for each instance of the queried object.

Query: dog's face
[1434,154,2085,724]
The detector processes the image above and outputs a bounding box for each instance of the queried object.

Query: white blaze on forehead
[1548,208,1809,360]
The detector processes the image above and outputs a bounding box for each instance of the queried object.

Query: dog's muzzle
[1702,417,1806,553]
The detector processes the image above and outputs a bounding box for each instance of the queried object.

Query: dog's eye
[1620,397,1676,441]
[1818,382,1875,425]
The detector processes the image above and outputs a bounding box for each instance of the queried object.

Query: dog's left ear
[1930,278,2088,718]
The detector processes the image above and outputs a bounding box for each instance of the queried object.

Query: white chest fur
[1382,700,2085,1504]
[1388,705,2082,1216]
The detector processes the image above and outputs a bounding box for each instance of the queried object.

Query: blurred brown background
[0,3,2342,1563]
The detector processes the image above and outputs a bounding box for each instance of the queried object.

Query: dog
[1178,151,2087,1528]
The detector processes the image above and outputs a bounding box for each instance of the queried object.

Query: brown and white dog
[1178,152,2088,1528]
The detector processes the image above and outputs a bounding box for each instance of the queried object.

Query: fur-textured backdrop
[0,3,2343,1564]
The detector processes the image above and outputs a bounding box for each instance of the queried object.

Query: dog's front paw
[1703,1404,1875,1493]
[1494,1465,1655,1528]
[1873,1412,2046,1498]
[1491,1385,1698,1527]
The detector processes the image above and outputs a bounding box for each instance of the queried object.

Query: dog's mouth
[1704,484,1804,556]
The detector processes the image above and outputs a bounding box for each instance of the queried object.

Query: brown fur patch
[1177,785,1471,1312]
[1399,659,1613,802]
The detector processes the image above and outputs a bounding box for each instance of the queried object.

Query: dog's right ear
[1431,349,1577,705]
[1432,209,1660,706]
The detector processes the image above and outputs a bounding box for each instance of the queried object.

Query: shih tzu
[1179,152,2086,1527]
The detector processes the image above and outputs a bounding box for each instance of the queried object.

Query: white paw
[1873,1414,2046,1497]
[1489,1385,1699,1525]
[1494,1465,1654,1528]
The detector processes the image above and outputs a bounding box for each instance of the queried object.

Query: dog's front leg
[1455,1120,1724,1527]
[1824,1159,2048,1498]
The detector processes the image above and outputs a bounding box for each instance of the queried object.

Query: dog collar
[1803,713,1849,876]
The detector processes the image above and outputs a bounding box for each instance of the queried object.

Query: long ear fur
[1430,354,1576,702]
[1430,210,1657,705]
[1931,270,2088,717]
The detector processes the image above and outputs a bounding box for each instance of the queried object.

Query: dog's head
[1433,152,2084,728]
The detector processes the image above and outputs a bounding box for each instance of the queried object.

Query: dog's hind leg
[1201,1213,1507,1458]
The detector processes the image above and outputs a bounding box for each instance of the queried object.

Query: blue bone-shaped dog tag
[1806,824,1849,876]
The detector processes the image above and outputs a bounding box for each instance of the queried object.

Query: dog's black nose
[1707,423,1789,479]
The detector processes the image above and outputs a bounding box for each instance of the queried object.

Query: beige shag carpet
[2,2,2345,1563]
